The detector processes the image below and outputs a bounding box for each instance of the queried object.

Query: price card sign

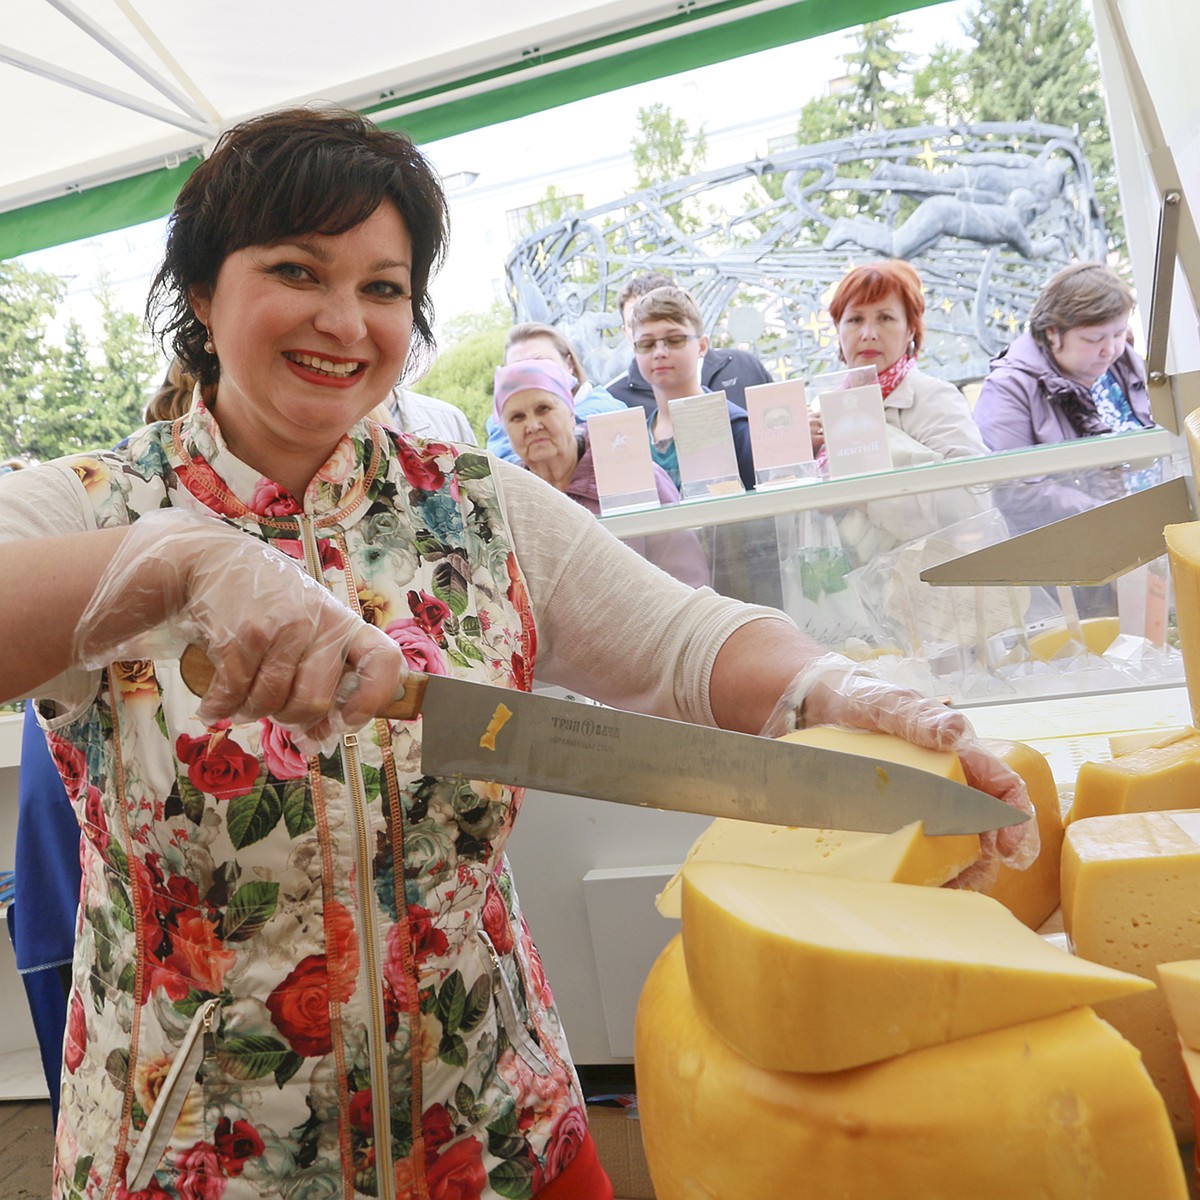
[743,380,816,486]
[812,367,893,479]
[668,391,745,499]
[587,408,662,514]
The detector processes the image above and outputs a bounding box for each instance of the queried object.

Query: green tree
[843,19,925,132]
[912,42,973,126]
[0,262,64,460]
[960,0,1122,248]
[416,301,513,443]
[0,265,160,461]
[630,102,708,190]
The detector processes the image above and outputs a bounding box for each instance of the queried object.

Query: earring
[203,329,215,355]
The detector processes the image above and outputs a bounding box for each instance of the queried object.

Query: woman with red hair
[827,259,987,465]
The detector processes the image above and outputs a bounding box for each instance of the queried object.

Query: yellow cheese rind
[1069,729,1200,825]
[1165,521,1200,728]
[636,935,1186,1200]
[979,739,1063,929]
[680,863,1151,1073]
[655,726,978,918]
[1159,961,1200,1051]
[1063,810,1200,1137]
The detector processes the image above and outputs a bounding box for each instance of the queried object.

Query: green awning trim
[0,0,946,261]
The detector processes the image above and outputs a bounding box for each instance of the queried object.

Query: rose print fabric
[43,403,589,1200]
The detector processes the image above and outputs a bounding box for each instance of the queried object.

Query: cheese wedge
[1166,520,1200,727]
[1159,961,1200,1050]
[1069,729,1200,825]
[655,817,979,918]
[636,934,1186,1200]
[679,863,1150,1073]
[1062,810,1200,1137]
[979,739,1063,929]
[1027,615,1120,661]
[1181,1041,1200,1189]
[655,726,979,918]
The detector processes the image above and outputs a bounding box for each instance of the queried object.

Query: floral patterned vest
[46,406,588,1200]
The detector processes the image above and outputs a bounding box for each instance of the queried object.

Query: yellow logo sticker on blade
[479,703,514,751]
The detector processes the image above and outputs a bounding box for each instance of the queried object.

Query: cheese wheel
[1062,810,1200,1137]
[1166,521,1200,727]
[1159,960,1200,1050]
[636,934,1186,1200]
[679,862,1150,1073]
[655,726,979,918]
[979,739,1063,929]
[1069,729,1200,825]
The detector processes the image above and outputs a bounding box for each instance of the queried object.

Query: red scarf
[876,351,917,398]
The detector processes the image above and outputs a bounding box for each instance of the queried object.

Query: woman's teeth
[287,353,360,377]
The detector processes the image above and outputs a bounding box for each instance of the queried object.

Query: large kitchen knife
[179,645,1026,836]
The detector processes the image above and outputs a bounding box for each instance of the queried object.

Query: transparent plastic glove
[759,653,1038,889]
[71,508,404,744]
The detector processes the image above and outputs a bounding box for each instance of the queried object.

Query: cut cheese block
[1166,521,1200,728]
[1110,727,1192,757]
[1181,1041,1200,1190]
[978,738,1063,929]
[655,725,979,918]
[636,934,1186,1200]
[1027,615,1120,661]
[679,862,1150,1073]
[1159,960,1200,1050]
[1068,728,1200,825]
[655,817,979,918]
[1062,810,1200,1138]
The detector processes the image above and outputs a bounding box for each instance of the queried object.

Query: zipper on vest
[125,997,221,1191]
[342,730,396,1200]
[298,514,396,1199]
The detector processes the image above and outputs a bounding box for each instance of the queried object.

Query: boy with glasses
[629,286,757,491]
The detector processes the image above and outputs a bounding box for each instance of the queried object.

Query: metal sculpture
[503,122,1107,387]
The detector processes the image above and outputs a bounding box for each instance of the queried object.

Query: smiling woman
[0,105,1036,1200]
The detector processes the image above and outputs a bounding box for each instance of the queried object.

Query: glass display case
[600,425,1188,706]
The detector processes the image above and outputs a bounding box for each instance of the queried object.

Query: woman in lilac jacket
[973,262,1152,535]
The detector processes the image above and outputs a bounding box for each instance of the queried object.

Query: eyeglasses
[632,333,699,355]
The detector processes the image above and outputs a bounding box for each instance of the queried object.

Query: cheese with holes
[1062,810,1200,1138]
[636,934,1186,1200]
[1069,730,1200,824]
[979,739,1063,929]
[1159,960,1200,1049]
[679,863,1150,1073]
[655,726,979,918]
[1166,521,1200,727]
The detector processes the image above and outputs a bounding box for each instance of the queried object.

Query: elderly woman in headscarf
[493,358,710,588]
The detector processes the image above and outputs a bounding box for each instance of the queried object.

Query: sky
[16,1,974,359]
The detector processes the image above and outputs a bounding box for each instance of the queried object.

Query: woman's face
[1047,315,1129,386]
[836,291,913,373]
[501,389,577,474]
[189,202,413,480]
[505,335,572,378]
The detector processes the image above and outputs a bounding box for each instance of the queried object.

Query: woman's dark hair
[147,106,449,388]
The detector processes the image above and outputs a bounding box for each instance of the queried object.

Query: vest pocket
[478,931,552,1077]
[125,997,221,1191]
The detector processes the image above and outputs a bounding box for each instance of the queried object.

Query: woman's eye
[271,262,311,281]
[366,280,409,299]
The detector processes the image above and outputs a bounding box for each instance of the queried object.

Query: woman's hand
[760,652,1038,888]
[72,509,404,745]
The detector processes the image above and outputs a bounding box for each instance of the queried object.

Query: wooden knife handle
[179,643,428,721]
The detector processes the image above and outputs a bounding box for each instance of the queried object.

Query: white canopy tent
[0,0,950,260]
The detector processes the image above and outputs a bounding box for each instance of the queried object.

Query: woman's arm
[0,527,130,699]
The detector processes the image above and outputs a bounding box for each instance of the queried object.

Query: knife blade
[179,645,1025,836]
